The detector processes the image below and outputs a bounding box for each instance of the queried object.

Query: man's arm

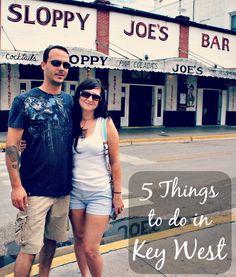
[5,127,28,211]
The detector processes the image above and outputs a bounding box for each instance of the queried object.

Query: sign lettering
[201,33,230,51]
[70,54,108,66]
[7,4,90,29]
[172,64,203,75]
[124,20,168,41]
[6,53,37,62]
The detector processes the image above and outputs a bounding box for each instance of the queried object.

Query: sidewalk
[3,215,235,277]
[50,220,236,277]
[2,214,235,277]
[1,125,236,149]
[49,220,236,277]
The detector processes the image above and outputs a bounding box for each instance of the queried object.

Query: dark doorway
[202,90,219,125]
[31,81,43,89]
[129,85,152,126]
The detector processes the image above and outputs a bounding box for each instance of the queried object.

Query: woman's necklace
[80,119,87,139]
[81,119,87,130]
[80,118,94,138]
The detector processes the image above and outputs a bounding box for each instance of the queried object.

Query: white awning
[1,47,236,80]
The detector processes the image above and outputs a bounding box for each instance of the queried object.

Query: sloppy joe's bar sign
[1,48,236,80]
[1,1,96,50]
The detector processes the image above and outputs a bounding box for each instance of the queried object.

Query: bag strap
[101,117,108,143]
[101,118,112,176]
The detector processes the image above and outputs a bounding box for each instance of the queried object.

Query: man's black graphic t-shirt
[8,88,73,197]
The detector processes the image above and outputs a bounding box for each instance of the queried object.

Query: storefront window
[122,70,165,85]
[19,64,79,81]
[231,14,236,31]
[19,65,43,79]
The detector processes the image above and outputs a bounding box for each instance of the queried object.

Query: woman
[69,78,124,277]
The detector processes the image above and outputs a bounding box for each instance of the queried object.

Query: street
[119,139,235,208]
[0,138,236,275]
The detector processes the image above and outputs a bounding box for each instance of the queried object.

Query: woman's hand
[19,140,26,152]
[113,193,124,217]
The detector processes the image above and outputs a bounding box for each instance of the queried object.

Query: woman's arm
[107,118,124,215]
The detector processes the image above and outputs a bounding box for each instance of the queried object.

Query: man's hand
[11,186,28,211]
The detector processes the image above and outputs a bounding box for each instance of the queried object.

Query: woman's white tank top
[72,117,110,191]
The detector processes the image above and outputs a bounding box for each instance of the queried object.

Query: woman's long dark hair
[73,78,109,150]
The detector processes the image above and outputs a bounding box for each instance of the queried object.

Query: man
[5,45,73,277]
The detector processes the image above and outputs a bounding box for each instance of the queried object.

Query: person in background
[187,84,195,107]
[69,78,124,277]
[5,45,73,277]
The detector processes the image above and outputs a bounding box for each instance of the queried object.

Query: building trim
[42,0,236,35]
[96,9,109,55]
[1,49,235,80]
[179,25,189,58]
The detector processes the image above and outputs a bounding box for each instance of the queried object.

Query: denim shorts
[70,184,112,215]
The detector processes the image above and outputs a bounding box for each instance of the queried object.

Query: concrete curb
[0,245,74,277]
[119,133,236,144]
[1,133,236,150]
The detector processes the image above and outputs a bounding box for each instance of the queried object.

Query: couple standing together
[5,45,124,277]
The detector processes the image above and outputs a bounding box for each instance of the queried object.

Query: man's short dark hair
[43,45,69,62]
